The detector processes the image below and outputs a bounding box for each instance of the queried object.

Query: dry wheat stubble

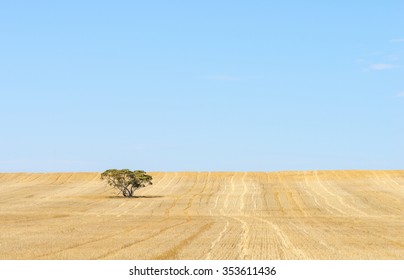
[0,171,403,259]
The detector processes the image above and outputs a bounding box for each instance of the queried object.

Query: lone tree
[101,169,153,197]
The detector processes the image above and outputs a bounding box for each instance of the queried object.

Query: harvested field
[0,170,403,259]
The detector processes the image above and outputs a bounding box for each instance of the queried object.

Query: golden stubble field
[0,170,403,259]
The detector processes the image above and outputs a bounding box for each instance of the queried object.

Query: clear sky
[0,1,403,172]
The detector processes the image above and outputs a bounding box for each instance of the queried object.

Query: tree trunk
[122,188,130,197]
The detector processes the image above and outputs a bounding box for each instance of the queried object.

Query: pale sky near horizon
[1,1,403,172]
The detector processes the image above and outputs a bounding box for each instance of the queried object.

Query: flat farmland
[0,170,403,259]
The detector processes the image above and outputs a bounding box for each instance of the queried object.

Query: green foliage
[101,169,153,197]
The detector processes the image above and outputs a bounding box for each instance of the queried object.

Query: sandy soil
[0,170,403,259]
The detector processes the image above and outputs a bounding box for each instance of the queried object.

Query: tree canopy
[101,169,152,197]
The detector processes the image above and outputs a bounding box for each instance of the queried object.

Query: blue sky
[0,1,403,172]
